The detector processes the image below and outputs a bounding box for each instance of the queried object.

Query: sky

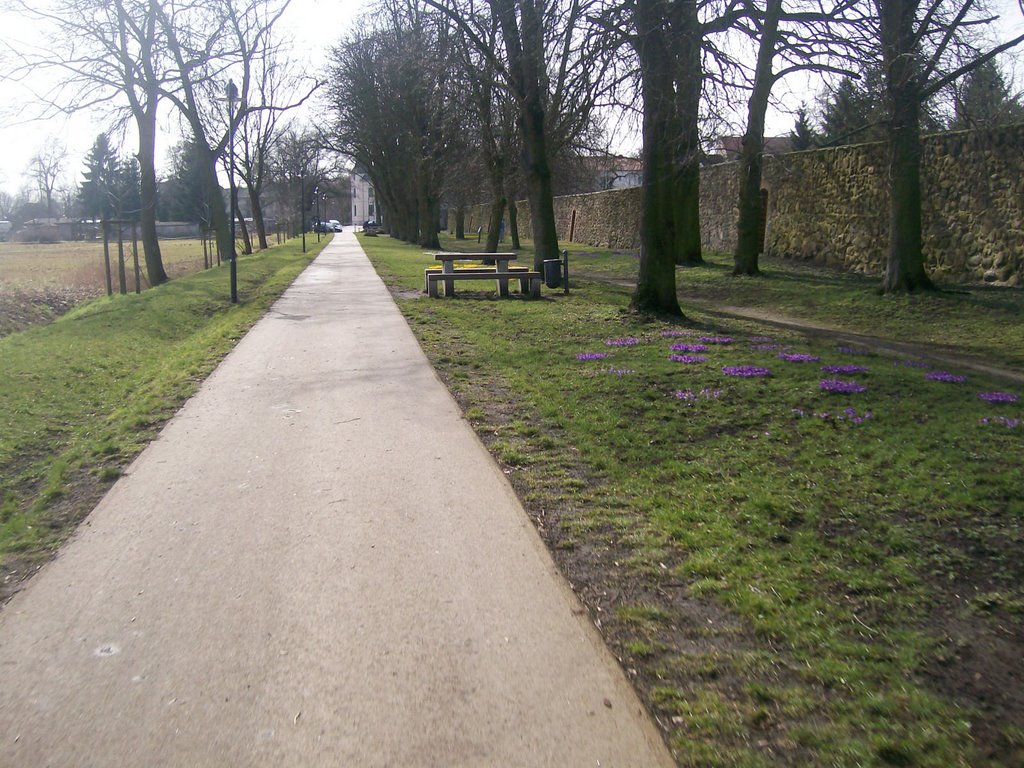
[0,0,364,198]
[0,0,1021,200]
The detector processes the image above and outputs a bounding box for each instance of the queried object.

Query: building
[584,155,643,191]
[717,136,795,161]
[351,168,377,224]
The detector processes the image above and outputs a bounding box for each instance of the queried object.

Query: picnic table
[424,252,540,298]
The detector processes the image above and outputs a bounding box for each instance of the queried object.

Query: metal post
[132,222,140,293]
[562,249,570,295]
[300,171,306,253]
[102,221,112,296]
[314,185,320,243]
[227,79,239,304]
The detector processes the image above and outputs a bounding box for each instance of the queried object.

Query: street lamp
[314,185,320,243]
[226,78,239,304]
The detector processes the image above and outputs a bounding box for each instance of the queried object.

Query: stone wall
[464,122,1024,286]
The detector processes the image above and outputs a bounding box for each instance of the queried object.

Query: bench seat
[423,265,530,293]
[425,268,541,298]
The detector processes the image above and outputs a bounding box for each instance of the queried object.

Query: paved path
[0,233,674,767]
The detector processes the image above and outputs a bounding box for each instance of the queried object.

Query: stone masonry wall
[463,122,1024,286]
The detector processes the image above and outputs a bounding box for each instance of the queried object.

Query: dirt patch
[1,463,119,607]
[0,287,96,338]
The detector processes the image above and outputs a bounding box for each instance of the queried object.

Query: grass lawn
[363,233,1024,767]
[562,245,1024,371]
[0,236,326,599]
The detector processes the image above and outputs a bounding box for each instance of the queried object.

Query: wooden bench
[423,264,531,294]
[425,268,541,298]
[425,252,540,298]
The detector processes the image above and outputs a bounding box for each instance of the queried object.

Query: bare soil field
[0,240,211,337]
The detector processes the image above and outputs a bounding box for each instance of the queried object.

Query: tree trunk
[508,199,520,250]
[493,0,560,271]
[200,147,232,263]
[733,0,782,276]
[417,183,439,248]
[136,104,167,286]
[485,197,505,252]
[631,0,684,316]
[249,187,269,250]
[233,185,252,254]
[673,5,703,267]
[455,205,465,239]
[519,103,560,270]
[878,0,934,292]
[882,94,932,291]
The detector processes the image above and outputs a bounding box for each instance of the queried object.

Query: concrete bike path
[0,232,674,767]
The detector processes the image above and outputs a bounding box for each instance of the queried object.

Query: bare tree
[1,0,170,284]
[156,0,316,262]
[27,141,67,217]
[873,0,1024,292]
[731,0,863,276]
[325,3,461,248]
[422,0,609,270]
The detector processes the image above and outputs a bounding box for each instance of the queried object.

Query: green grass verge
[560,245,1024,370]
[362,233,1024,767]
[0,237,325,575]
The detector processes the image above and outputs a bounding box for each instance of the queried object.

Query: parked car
[328,219,343,232]
[362,220,381,236]
[313,221,332,233]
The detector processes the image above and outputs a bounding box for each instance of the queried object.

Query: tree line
[324,0,1023,312]
[1,0,321,286]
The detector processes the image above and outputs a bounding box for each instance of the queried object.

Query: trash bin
[543,259,562,289]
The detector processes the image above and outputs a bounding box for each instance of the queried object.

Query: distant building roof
[719,136,794,158]
[583,155,643,173]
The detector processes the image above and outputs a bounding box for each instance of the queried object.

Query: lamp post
[314,185,320,243]
[300,169,306,253]
[226,78,239,304]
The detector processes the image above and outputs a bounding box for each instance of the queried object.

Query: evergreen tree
[159,140,209,225]
[790,104,819,150]
[78,133,118,219]
[817,72,888,145]
[950,59,1024,129]
[112,157,142,222]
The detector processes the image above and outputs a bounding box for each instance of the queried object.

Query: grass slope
[0,237,325,596]
[363,234,1024,767]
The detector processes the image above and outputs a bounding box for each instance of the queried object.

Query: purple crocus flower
[606,337,641,346]
[576,352,609,361]
[670,343,707,353]
[978,391,1019,404]
[778,352,821,363]
[722,366,771,378]
[669,354,707,364]
[820,378,867,394]
[925,371,967,383]
[700,336,734,344]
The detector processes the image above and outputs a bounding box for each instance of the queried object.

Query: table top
[433,252,517,261]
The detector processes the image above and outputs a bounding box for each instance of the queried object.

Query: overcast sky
[0,0,1021,200]
[0,0,363,197]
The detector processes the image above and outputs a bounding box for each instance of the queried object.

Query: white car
[328,220,342,232]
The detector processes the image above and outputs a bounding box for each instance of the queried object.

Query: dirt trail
[580,272,1024,384]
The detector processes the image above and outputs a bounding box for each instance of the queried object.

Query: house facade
[350,168,377,224]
